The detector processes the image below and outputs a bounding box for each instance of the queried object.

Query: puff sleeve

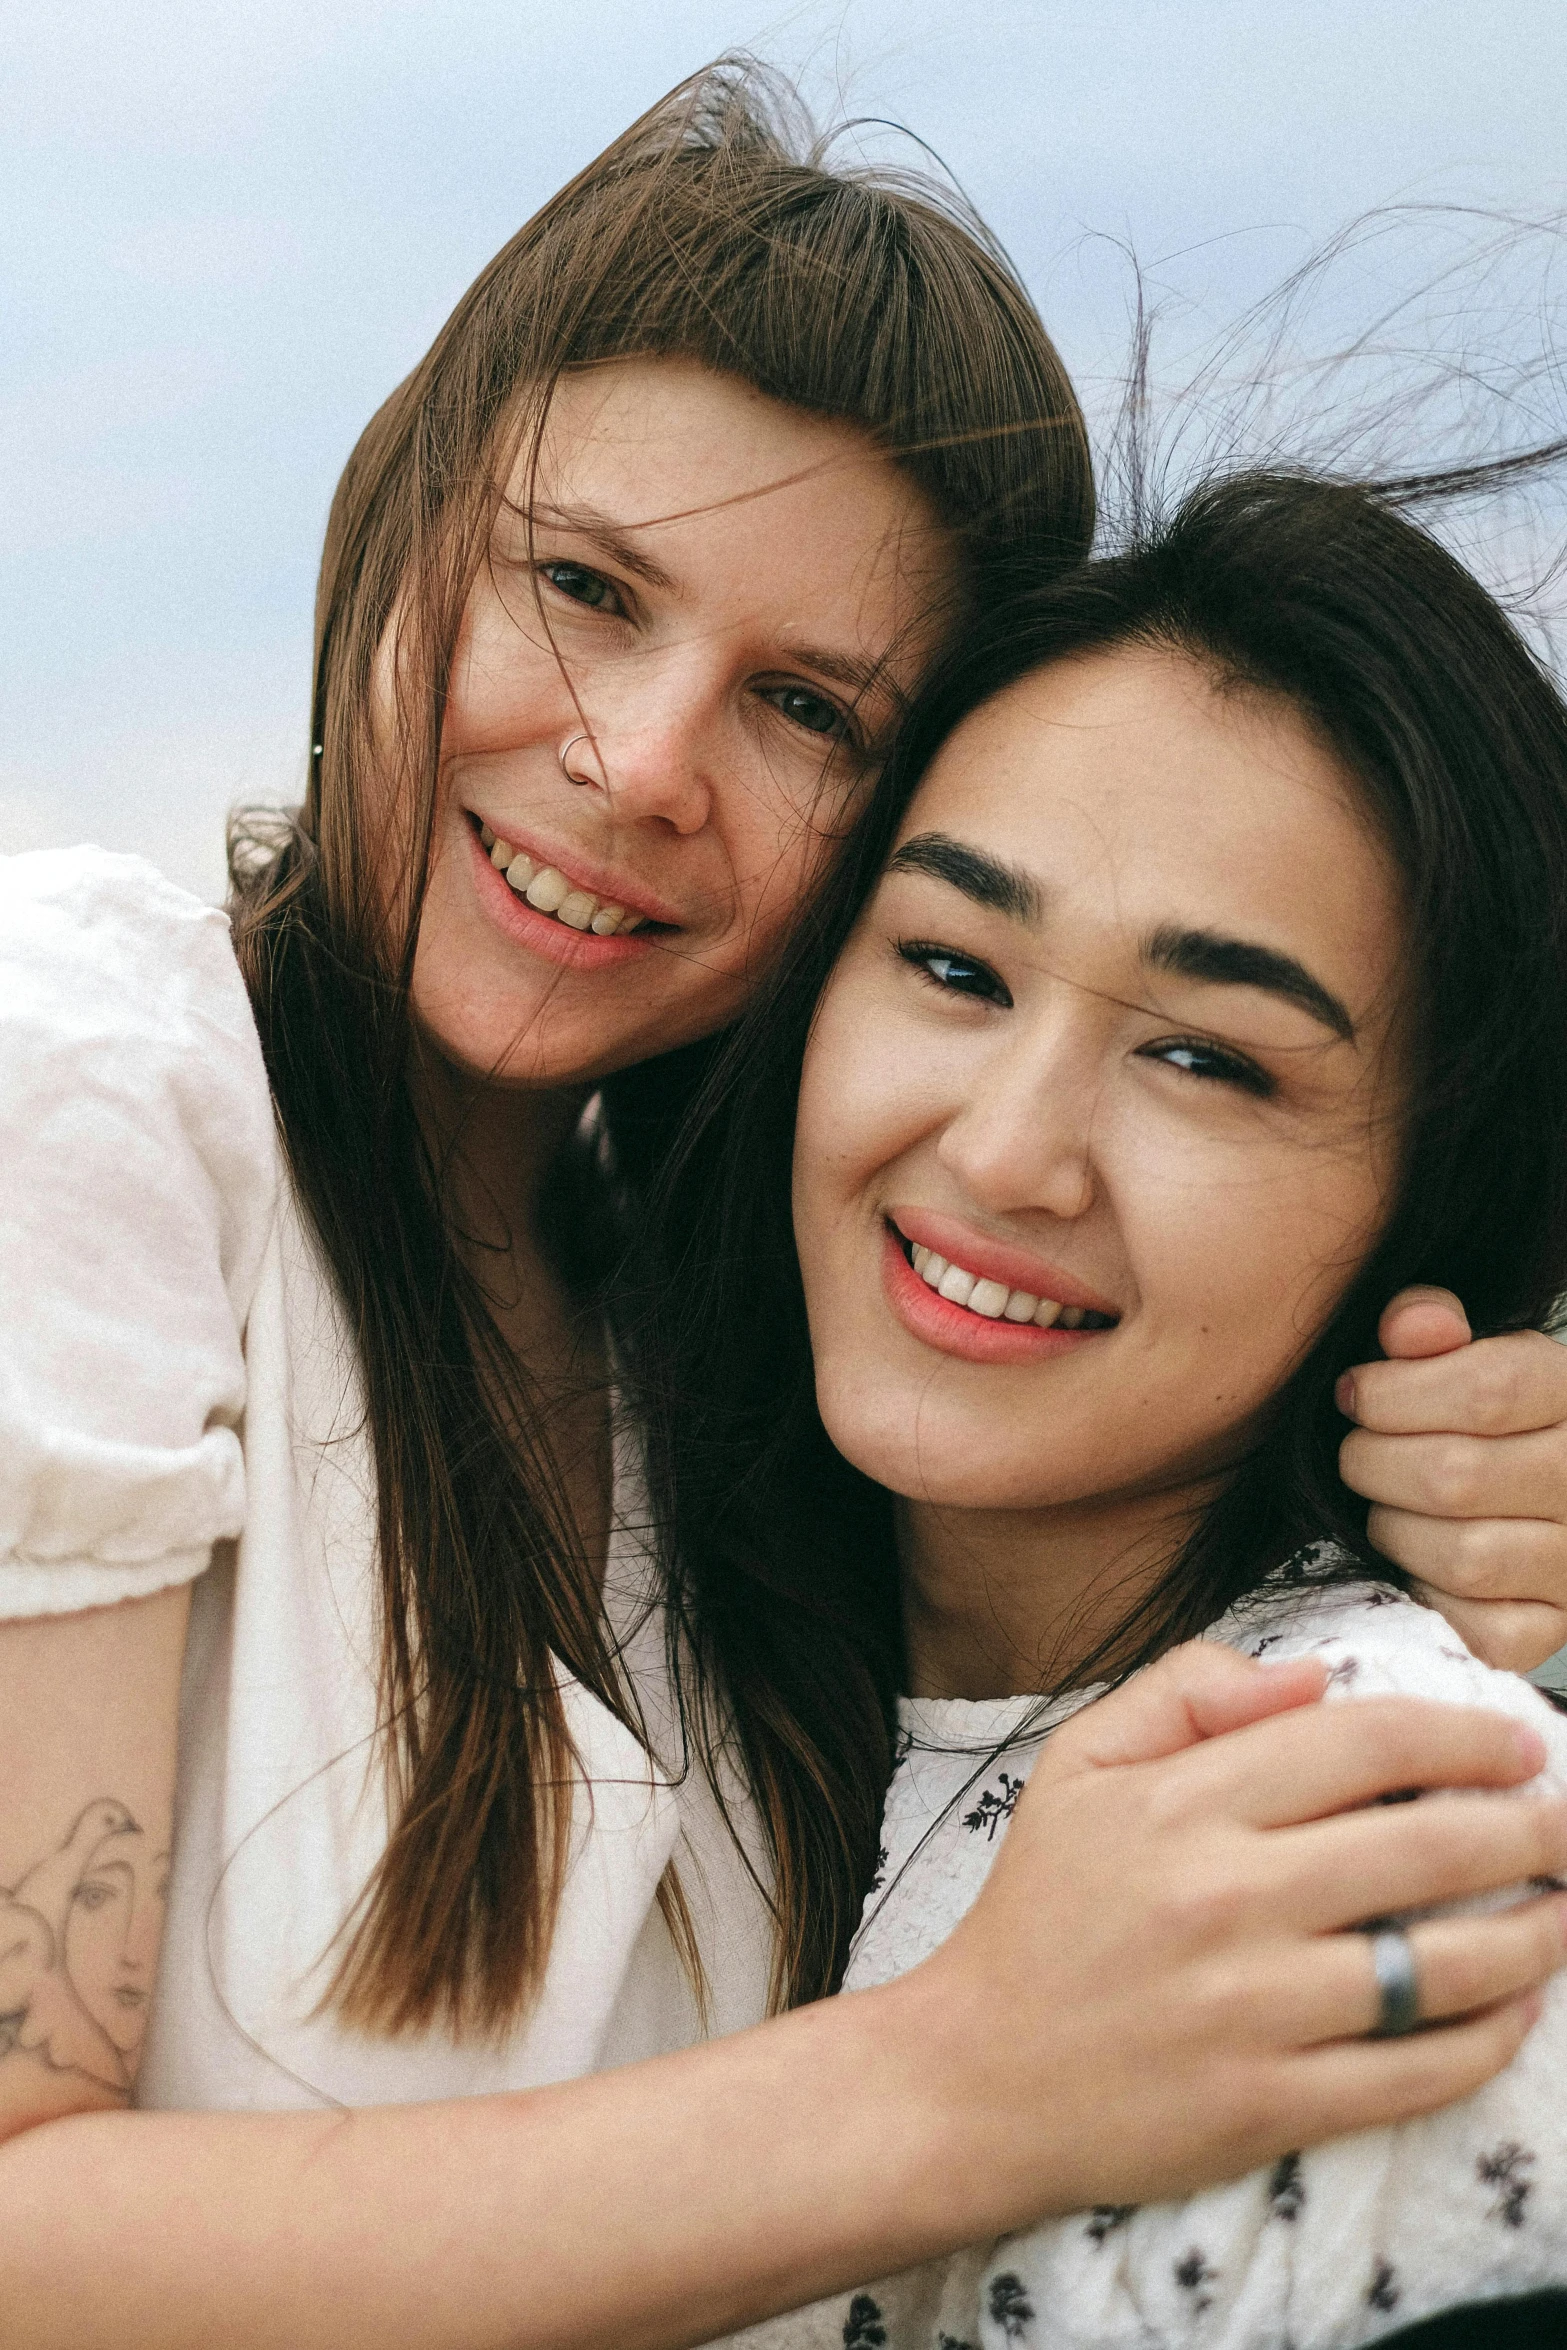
[0,847,278,1616]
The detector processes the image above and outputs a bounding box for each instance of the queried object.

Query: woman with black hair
[643,473,1567,2345]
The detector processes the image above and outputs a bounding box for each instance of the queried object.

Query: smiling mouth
[475,818,675,939]
[891,1224,1119,1331]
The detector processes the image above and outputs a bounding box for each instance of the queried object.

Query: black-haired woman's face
[792,644,1410,1514]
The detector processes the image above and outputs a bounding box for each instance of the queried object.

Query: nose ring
[559,731,593,785]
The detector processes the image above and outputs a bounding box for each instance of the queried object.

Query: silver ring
[559,731,592,783]
[1368,1926,1421,2037]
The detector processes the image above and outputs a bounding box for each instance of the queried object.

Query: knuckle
[1464,1349,1527,1434]
[1425,1437,1489,1517]
[1425,1517,1507,1595]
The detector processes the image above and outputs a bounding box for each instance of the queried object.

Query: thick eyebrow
[887,834,1355,1041]
[1146,924,1355,1042]
[886,832,1042,924]
[526,501,678,591]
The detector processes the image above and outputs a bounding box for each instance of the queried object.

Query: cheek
[1120,1123,1393,1431]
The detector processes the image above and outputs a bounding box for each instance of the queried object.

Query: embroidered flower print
[1478,2142,1535,2229]
[1268,2152,1305,2221]
[1174,2248,1218,2314]
[1086,2204,1137,2244]
[962,1774,1025,1841]
[986,2272,1034,2340]
[1367,2260,1400,2312]
[842,2293,887,2349]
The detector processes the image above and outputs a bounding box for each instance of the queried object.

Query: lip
[888,1206,1120,1319]
[880,1229,1109,1365]
[466,810,686,929]
[466,820,663,970]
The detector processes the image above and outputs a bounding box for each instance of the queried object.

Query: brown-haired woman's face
[401,357,955,1088]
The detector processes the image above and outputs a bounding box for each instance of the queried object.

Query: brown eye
[1141,1038,1274,1097]
[898,940,1012,1008]
[764,685,848,739]
[540,562,625,616]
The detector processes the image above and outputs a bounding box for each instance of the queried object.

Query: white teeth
[556,890,597,931]
[489,841,654,938]
[903,1237,1103,1332]
[525,867,571,913]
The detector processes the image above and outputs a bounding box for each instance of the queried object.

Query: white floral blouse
[725,1554,1567,2350]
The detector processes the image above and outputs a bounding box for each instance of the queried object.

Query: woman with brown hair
[3,58,1567,2350]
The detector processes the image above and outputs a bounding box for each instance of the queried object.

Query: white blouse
[735,1563,1567,2349]
[0,845,774,2111]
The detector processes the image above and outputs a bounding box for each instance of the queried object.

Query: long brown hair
[228,56,1094,2036]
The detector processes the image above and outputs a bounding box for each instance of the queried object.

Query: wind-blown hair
[631,468,1567,2001]
[224,56,1092,2037]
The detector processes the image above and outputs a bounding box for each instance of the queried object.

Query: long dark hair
[225,56,1093,2037]
[632,468,1567,2001]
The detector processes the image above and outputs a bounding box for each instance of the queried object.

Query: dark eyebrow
[886,832,1043,925]
[527,502,678,592]
[1146,924,1355,1042]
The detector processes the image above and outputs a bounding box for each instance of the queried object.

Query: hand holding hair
[1339,1286,1567,1672]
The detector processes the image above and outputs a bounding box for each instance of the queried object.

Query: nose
[935,1005,1102,1225]
[567,647,717,837]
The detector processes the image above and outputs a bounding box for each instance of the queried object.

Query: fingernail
[1521,1988,1545,2027]
[1515,1725,1548,1772]
[1335,1370,1356,1416]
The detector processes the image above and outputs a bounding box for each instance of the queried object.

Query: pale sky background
[7,0,1567,897]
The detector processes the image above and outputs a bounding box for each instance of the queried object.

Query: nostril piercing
[559,732,593,784]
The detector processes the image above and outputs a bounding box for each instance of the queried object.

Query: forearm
[0,1588,188,2142]
[0,1972,974,2350]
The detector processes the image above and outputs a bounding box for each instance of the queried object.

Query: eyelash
[897,942,1276,1096]
[537,561,859,751]
[1135,1036,1276,1097]
[898,939,1012,1005]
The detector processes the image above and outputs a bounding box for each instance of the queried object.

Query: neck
[897,1476,1220,1701]
[409,1042,592,1290]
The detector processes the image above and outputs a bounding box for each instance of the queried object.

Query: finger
[1254,1893,1567,2045]
[1340,1328,1567,1439]
[1341,1424,1567,1522]
[1041,1642,1328,1777]
[1363,1500,1566,1598]
[1275,1793,1567,1936]
[1158,1694,1548,1830]
[1279,1988,1545,2151]
[1378,1285,1472,1359]
[1406,1579,1567,1676]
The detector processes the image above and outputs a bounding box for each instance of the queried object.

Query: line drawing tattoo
[0,1799,170,2095]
